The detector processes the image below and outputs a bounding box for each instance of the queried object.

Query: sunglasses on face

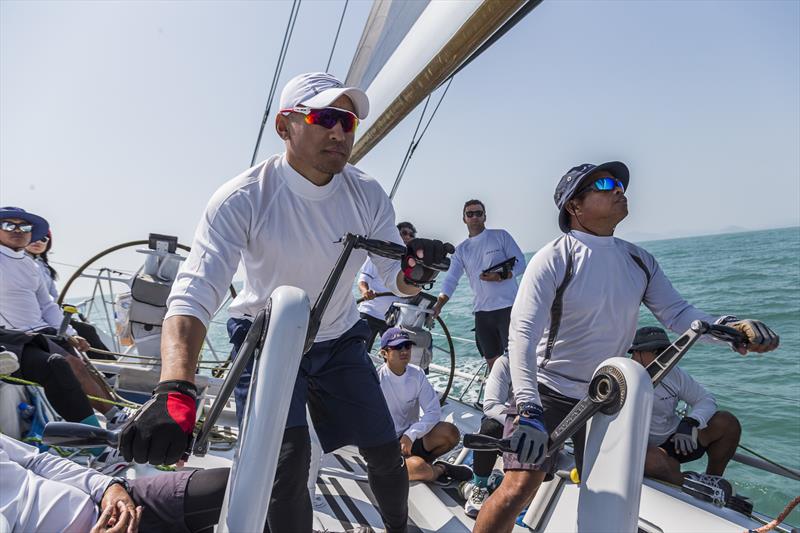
[0,221,33,233]
[38,236,50,244]
[280,106,359,133]
[579,177,625,194]
[387,342,413,351]
[465,210,484,218]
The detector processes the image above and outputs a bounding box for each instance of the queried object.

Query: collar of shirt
[568,230,616,248]
[279,152,343,200]
[0,244,26,259]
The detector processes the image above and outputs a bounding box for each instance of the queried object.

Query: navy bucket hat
[0,206,50,242]
[628,326,671,354]
[553,161,630,233]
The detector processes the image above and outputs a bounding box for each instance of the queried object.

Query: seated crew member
[0,207,120,429]
[461,352,513,517]
[629,326,741,496]
[25,229,113,359]
[358,221,418,350]
[0,433,228,533]
[475,162,779,533]
[433,199,526,369]
[377,327,472,484]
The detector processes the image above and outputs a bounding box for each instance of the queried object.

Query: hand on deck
[91,500,142,533]
[100,484,138,532]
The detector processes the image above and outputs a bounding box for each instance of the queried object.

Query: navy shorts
[229,318,397,453]
[474,306,512,360]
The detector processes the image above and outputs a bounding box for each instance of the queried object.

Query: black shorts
[503,384,585,478]
[474,306,512,359]
[658,434,708,463]
[402,435,437,463]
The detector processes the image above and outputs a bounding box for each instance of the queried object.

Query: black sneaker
[433,460,473,484]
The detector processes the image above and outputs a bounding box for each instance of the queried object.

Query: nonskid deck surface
[311,445,529,533]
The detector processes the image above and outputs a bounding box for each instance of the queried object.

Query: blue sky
[1,0,798,281]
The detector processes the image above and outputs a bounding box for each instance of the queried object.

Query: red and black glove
[402,238,454,287]
[119,380,197,465]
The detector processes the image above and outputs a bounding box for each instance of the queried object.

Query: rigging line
[737,443,800,480]
[324,0,349,73]
[250,0,302,167]
[388,77,454,200]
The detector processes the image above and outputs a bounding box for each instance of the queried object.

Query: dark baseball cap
[380,327,415,349]
[628,326,671,353]
[553,161,630,233]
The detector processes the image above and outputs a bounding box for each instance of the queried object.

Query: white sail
[346,0,538,163]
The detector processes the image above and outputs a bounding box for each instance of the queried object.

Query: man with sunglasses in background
[119,73,453,533]
[433,199,526,370]
[474,162,780,533]
[359,221,418,349]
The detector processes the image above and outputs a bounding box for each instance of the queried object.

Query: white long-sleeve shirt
[439,229,526,313]
[32,256,59,300]
[378,363,441,442]
[357,258,400,321]
[510,231,721,405]
[167,154,411,341]
[648,366,717,447]
[0,245,75,335]
[483,354,513,425]
[0,434,113,532]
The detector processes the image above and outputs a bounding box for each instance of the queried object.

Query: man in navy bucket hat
[475,161,780,533]
[0,207,49,243]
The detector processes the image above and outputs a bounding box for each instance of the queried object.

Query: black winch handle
[353,236,452,272]
[43,421,119,448]
[463,433,513,453]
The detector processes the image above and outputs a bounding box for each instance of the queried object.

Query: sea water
[199,227,798,521]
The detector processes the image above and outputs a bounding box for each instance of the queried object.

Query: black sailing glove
[402,238,454,288]
[119,380,197,465]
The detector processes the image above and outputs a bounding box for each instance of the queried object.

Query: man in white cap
[120,72,453,532]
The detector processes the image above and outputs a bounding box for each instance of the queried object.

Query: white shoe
[464,483,490,518]
[0,350,20,375]
[106,407,134,431]
[92,446,129,475]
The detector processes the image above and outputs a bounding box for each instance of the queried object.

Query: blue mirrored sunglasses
[582,177,625,194]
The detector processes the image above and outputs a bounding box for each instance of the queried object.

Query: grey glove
[671,417,699,455]
[510,404,549,465]
[727,319,779,353]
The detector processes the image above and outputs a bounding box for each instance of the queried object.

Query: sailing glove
[402,238,454,287]
[671,417,699,455]
[119,380,197,465]
[725,319,779,353]
[510,403,549,465]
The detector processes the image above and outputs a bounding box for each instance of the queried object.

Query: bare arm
[159,315,207,383]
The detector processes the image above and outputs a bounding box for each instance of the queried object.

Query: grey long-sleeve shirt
[510,231,720,405]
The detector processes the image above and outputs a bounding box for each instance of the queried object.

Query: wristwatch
[517,402,544,419]
[107,477,131,493]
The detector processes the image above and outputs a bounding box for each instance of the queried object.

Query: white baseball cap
[279,72,369,119]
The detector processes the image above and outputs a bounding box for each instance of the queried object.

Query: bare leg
[421,421,459,457]
[474,469,545,533]
[406,456,446,482]
[644,446,684,485]
[485,355,499,371]
[63,354,114,414]
[698,411,741,476]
